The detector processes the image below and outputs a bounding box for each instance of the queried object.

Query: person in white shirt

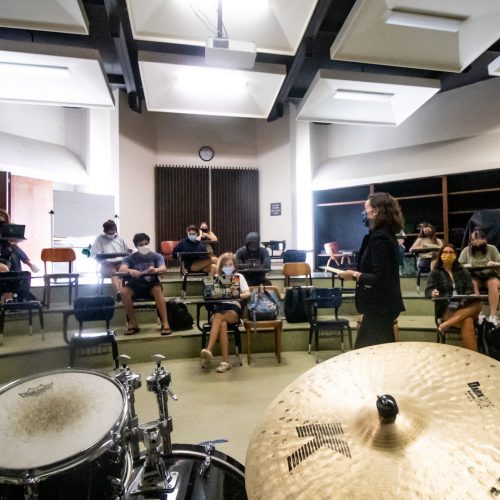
[91,220,129,297]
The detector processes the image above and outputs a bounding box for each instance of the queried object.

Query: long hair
[217,252,235,275]
[368,192,404,233]
[469,229,488,256]
[418,222,438,244]
[0,209,10,223]
[435,244,462,272]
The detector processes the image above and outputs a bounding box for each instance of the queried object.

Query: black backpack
[284,286,312,323]
[478,320,500,361]
[166,299,193,331]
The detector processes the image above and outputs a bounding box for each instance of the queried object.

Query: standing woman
[339,193,405,348]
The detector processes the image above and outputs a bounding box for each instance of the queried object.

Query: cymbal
[245,342,500,500]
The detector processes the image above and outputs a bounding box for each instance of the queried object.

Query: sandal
[124,327,140,336]
[216,361,232,373]
[161,327,173,336]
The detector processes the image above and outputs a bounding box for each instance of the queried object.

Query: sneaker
[216,361,232,373]
[477,313,486,325]
[487,315,498,327]
[201,349,213,365]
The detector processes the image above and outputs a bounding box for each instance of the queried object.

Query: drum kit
[0,354,246,500]
[0,342,499,499]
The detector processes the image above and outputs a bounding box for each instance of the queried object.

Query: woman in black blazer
[339,192,405,348]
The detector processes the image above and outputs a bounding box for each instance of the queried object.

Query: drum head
[0,370,126,473]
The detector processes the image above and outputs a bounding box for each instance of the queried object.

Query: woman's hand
[338,270,355,281]
[487,261,499,267]
[431,289,440,297]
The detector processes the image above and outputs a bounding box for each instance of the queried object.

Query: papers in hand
[320,266,344,275]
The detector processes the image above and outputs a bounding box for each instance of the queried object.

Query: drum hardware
[115,354,142,462]
[199,443,216,478]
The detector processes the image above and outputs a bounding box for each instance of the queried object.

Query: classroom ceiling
[0,0,499,123]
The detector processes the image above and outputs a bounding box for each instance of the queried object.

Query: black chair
[200,305,242,368]
[307,287,353,363]
[63,295,118,368]
[0,272,44,345]
[178,252,210,298]
[433,299,464,345]
[262,240,286,260]
[416,260,431,294]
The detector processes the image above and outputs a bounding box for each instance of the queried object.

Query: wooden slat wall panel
[211,168,259,254]
[155,166,210,248]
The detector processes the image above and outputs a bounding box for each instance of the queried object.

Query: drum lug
[23,477,40,500]
[200,443,216,478]
[110,477,124,498]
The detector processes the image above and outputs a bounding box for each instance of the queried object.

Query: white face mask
[104,233,116,239]
[137,245,150,255]
[222,266,235,275]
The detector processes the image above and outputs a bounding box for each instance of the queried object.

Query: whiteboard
[53,191,115,237]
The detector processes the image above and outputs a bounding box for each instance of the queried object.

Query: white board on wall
[53,190,115,237]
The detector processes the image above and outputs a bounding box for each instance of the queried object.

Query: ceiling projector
[205,37,257,69]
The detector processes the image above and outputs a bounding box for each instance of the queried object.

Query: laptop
[0,224,26,242]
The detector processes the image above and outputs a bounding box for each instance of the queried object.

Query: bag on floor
[478,320,500,361]
[284,286,312,323]
[248,288,280,322]
[166,298,193,331]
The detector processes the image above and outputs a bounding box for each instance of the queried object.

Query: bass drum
[126,444,247,500]
[0,369,130,500]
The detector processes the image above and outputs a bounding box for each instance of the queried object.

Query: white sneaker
[216,361,232,373]
[487,315,498,327]
[477,313,486,325]
[201,349,213,365]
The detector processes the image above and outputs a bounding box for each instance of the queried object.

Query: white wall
[313,77,500,190]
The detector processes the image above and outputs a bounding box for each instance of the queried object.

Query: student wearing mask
[409,223,443,271]
[426,244,482,351]
[199,222,218,255]
[235,232,271,286]
[339,192,405,348]
[200,252,250,373]
[459,229,499,325]
[119,233,171,336]
[173,225,217,275]
[91,220,129,297]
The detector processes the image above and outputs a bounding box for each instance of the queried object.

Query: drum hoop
[171,444,246,478]
[0,369,128,484]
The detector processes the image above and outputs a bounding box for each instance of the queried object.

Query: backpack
[166,299,193,331]
[284,286,312,323]
[478,320,500,361]
[248,288,280,322]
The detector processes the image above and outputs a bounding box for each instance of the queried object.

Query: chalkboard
[53,190,115,237]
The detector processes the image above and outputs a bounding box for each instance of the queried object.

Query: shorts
[208,302,242,316]
[124,277,162,299]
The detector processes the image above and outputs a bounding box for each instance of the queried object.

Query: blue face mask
[188,234,197,242]
[361,210,369,227]
[222,266,235,276]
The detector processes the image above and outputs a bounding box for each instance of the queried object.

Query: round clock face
[199,146,214,162]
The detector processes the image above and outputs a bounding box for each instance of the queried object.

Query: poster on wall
[270,202,281,216]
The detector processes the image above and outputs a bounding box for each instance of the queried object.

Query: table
[465,264,500,272]
[410,246,441,255]
[237,267,271,286]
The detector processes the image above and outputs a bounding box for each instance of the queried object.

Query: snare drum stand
[115,355,142,463]
[128,354,179,496]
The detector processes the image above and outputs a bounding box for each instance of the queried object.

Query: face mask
[441,253,456,265]
[137,245,150,255]
[200,227,208,233]
[361,210,370,227]
[188,234,198,242]
[105,233,116,239]
[222,266,235,275]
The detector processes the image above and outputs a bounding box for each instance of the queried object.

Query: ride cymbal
[245,342,500,500]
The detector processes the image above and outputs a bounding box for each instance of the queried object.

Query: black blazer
[355,228,405,315]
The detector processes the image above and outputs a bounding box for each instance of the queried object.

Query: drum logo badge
[466,381,494,409]
[286,423,351,472]
[18,382,54,398]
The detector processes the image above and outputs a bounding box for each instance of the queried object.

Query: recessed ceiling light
[334,89,394,102]
[384,9,466,33]
[0,61,70,78]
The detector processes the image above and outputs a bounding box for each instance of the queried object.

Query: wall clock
[199,146,215,162]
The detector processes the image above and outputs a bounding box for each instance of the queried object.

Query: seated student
[410,223,443,272]
[119,233,171,336]
[173,225,217,275]
[200,252,250,373]
[91,220,129,299]
[199,222,218,255]
[235,232,271,286]
[459,229,499,325]
[0,209,39,274]
[425,244,482,351]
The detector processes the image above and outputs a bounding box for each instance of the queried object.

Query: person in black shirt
[339,192,405,348]
[235,232,271,286]
[426,244,482,351]
[173,225,217,275]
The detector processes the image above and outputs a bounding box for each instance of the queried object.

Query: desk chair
[416,260,431,294]
[63,296,118,368]
[307,287,353,363]
[324,242,343,267]
[178,252,210,298]
[200,304,242,368]
[263,241,286,261]
[0,272,44,345]
[160,241,179,268]
[41,247,79,307]
[283,262,312,288]
[243,286,283,365]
